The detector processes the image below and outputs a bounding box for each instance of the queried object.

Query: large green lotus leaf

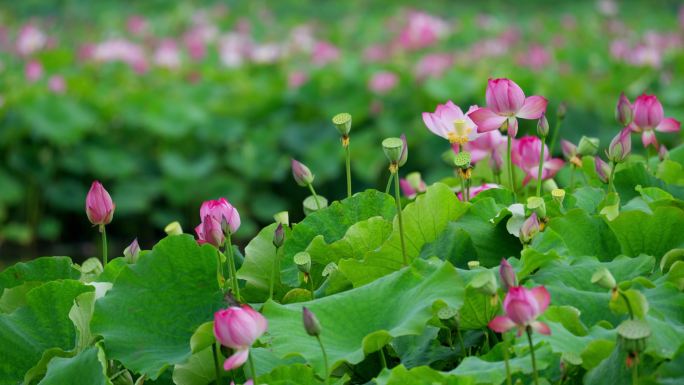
[37,345,109,385]
[391,326,457,369]
[0,256,80,296]
[614,162,684,201]
[546,209,621,260]
[530,255,655,325]
[649,345,684,385]
[570,187,606,214]
[91,235,225,379]
[420,198,521,268]
[281,190,396,286]
[171,346,222,385]
[375,365,474,385]
[583,345,631,385]
[340,184,467,287]
[237,223,292,302]
[259,259,463,378]
[256,364,319,385]
[607,205,684,262]
[459,286,500,330]
[449,342,554,385]
[0,280,91,385]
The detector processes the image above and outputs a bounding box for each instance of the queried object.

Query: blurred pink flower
[250,43,282,64]
[289,25,316,53]
[512,136,564,185]
[463,130,507,164]
[489,285,551,336]
[16,23,46,56]
[311,41,339,66]
[48,75,66,93]
[363,44,390,62]
[288,70,308,89]
[218,33,251,68]
[368,71,398,94]
[518,44,551,71]
[628,94,680,148]
[126,15,148,36]
[414,53,453,80]
[423,101,479,145]
[154,39,181,69]
[183,30,207,61]
[396,11,449,51]
[25,60,43,82]
[400,172,427,199]
[92,38,148,73]
[458,183,499,201]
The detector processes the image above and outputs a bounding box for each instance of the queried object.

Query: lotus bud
[577,136,600,156]
[302,307,322,337]
[291,159,315,187]
[303,195,328,216]
[537,113,549,138]
[273,223,285,248]
[594,157,612,183]
[658,145,668,161]
[561,140,578,161]
[606,129,631,163]
[615,93,633,126]
[591,267,617,290]
[552,189,566,206]
[398,134,408,167]
[332,112,352,137]
[467,261,480,270]
[617,319,651,354]
[382,137,404,165]
[164,221,183,235]
[85,181,115,227]
[557,102,567,121]
[294,251,312,274]
[527,196,547,219]
[520,213,540,244]
[499,258,517,291]
[123,238,140,263]
[273,211,289,226]
[470,270,498,296]
[202,215,225,248]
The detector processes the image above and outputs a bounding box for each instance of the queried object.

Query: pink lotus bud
[196,215,224,248]
[489,286,551,336]
[200,198,240,234]
[123,238,140,263]
[557,102,567,120]
[615,93,633,126]
[499,258,517,291]
[537,113,549,137]
[606,129,631,163]
[273,223,285,248]
[594,157,612,183]
[659,145,668,161]
[85,181,115,226]
[633,94,663,130]
[368,71,398,94]
[214,305,267,370]
[398,134,408,167]
[486,78,526,115]
[291,159,314,187]
[302,307,322,337]
[520,212,540,244]
[560,140,578,161]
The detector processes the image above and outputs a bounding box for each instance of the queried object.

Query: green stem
[226,233,241,302]
[100,225,108,267]
[316,336,330,385]
[393,169,408,266]
[503,333,513,385]
[309,276,315,300]
[217,250,225,290]
[507,135,517,201]
[385,172,394,195]
[248,351,258,385]
[549,118,562,155]
[307,183,322,210]
[632,356,638,385]
[378,347,387,369]
[537,136,546,197]
[345,142,352,199]
[456,327,466,357]
[569,167,575,191]
[646,146,655,173]
[619,290,635,320]
[608,161,617,193]
[460,176,467,202]
[526,327,540,385]
[269,246,279,301]
[212,343,222,385]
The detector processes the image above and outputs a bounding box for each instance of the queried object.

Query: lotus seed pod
[470,270,499,296]
[382,137,404,164]
[453,151,472,169]
[617,319,651,353]
[273,211,289,226]
[527,196,547,219]
[302,307,322,337]
[437,306,460,329]
[164,221,183,235]
[551,189,565,205]
[591,267,617,290]
[467,260,480,270]
[294,251,312,274]
[322,262,338,277]
[577,136,600,156]
[332,112,352,136]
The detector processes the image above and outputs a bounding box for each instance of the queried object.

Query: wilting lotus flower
[469,78,548,137]
[463,129,507,165]
[629,94,680,148]
[606,128,632,163]
[86,181,115,226]
[368,71,398,94]
[458,183,500,201]
[488,285,551,336]
[199,198,241,234]
[595,156,612,183]
[512,136,564,185]
[214,305,268,371]
[423,101,480,145]
[499,258,517,291]
[196,215,225,247]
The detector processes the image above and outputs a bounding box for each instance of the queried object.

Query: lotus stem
[393,167,408,266]
[619,290,635,320]
[226,232,241,302]
[307,184,322,210]
[503,333,513,385]
[316,335,330,385]
[385,172,394,195]
[507,135,517,201]
[269,246,279,301]
[100,225,108,267]
[537,136,546,197]
[212,343,222,385]
[248,351,258,385]
[526,327,540,385]
[344,140,352,199]
[608,161,617,193]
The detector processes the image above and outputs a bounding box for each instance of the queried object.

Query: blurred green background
[1,0,683,265]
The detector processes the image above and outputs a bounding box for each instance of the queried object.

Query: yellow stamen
[448,119,473,145]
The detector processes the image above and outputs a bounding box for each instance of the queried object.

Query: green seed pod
[617,319,651,353]
[527,196,547,219]
[469,270,499,296]
[591,267,617,290]
[164,221,183,236]
[577,136,600,156]
[438,306,460,329]
[382,137,404,164]
[332,112,352,136]
[552,189,565,205]
[453,151,472,169]
[294,251,312,274]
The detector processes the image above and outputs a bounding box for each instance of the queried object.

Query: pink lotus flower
[16,23,46,56]
[288,70,308,89]
[469,78,548,137]
[488,285,551,336]
[126,15,148,36]
[457,183,499,201]
[628,94,680,148]
[92,38,148,73]
[463,130,507,164]
[422,101,480,145]
[512,136,564,185]
[214,305,268,371]
[414,53,453,80]
[153,39,181,69]
[48,75,66,94]
[199,198,241,234]
[196,215,225,248]
[396,11,449,51]
[311,41,339,66]
[25,60,43,82]
[86,181,115,226]
[368,71,398,94]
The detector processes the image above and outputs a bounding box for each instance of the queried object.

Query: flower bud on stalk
[537,113,549,138]
[594,157,612,184]
[606,129,631,163]
[291,159,315,187]
[658,145,669,161]
[577,136,600,156]
[557,102,567,121]
[499,258,517,291]
[520,213,540,244]
[302,307,322,337]
[85,181,115,228]
[273,223,285,248]
[123,238,140,263]
[616,93,633,127]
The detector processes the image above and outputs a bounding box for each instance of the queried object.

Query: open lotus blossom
[214,305,268,371]
[488,285,551,336]
[423,101,480,145]
[512,136,564,185]
[199,198,241,234]
[86,181,115,226]
[457,183,500,201]
[469,78,548,137]
[628,94,680,148]
[463,129,507,164]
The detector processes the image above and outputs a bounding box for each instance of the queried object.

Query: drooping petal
[655,117,681,133]
[469,107,507,133]
[422,112,448,139]
[543,158,565,179]
[223,349,249,371]
[488,315,516,333]
[530,286,551,313]
[641,130,658,148]
[516,96,548,119]
[530,321,551,335]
